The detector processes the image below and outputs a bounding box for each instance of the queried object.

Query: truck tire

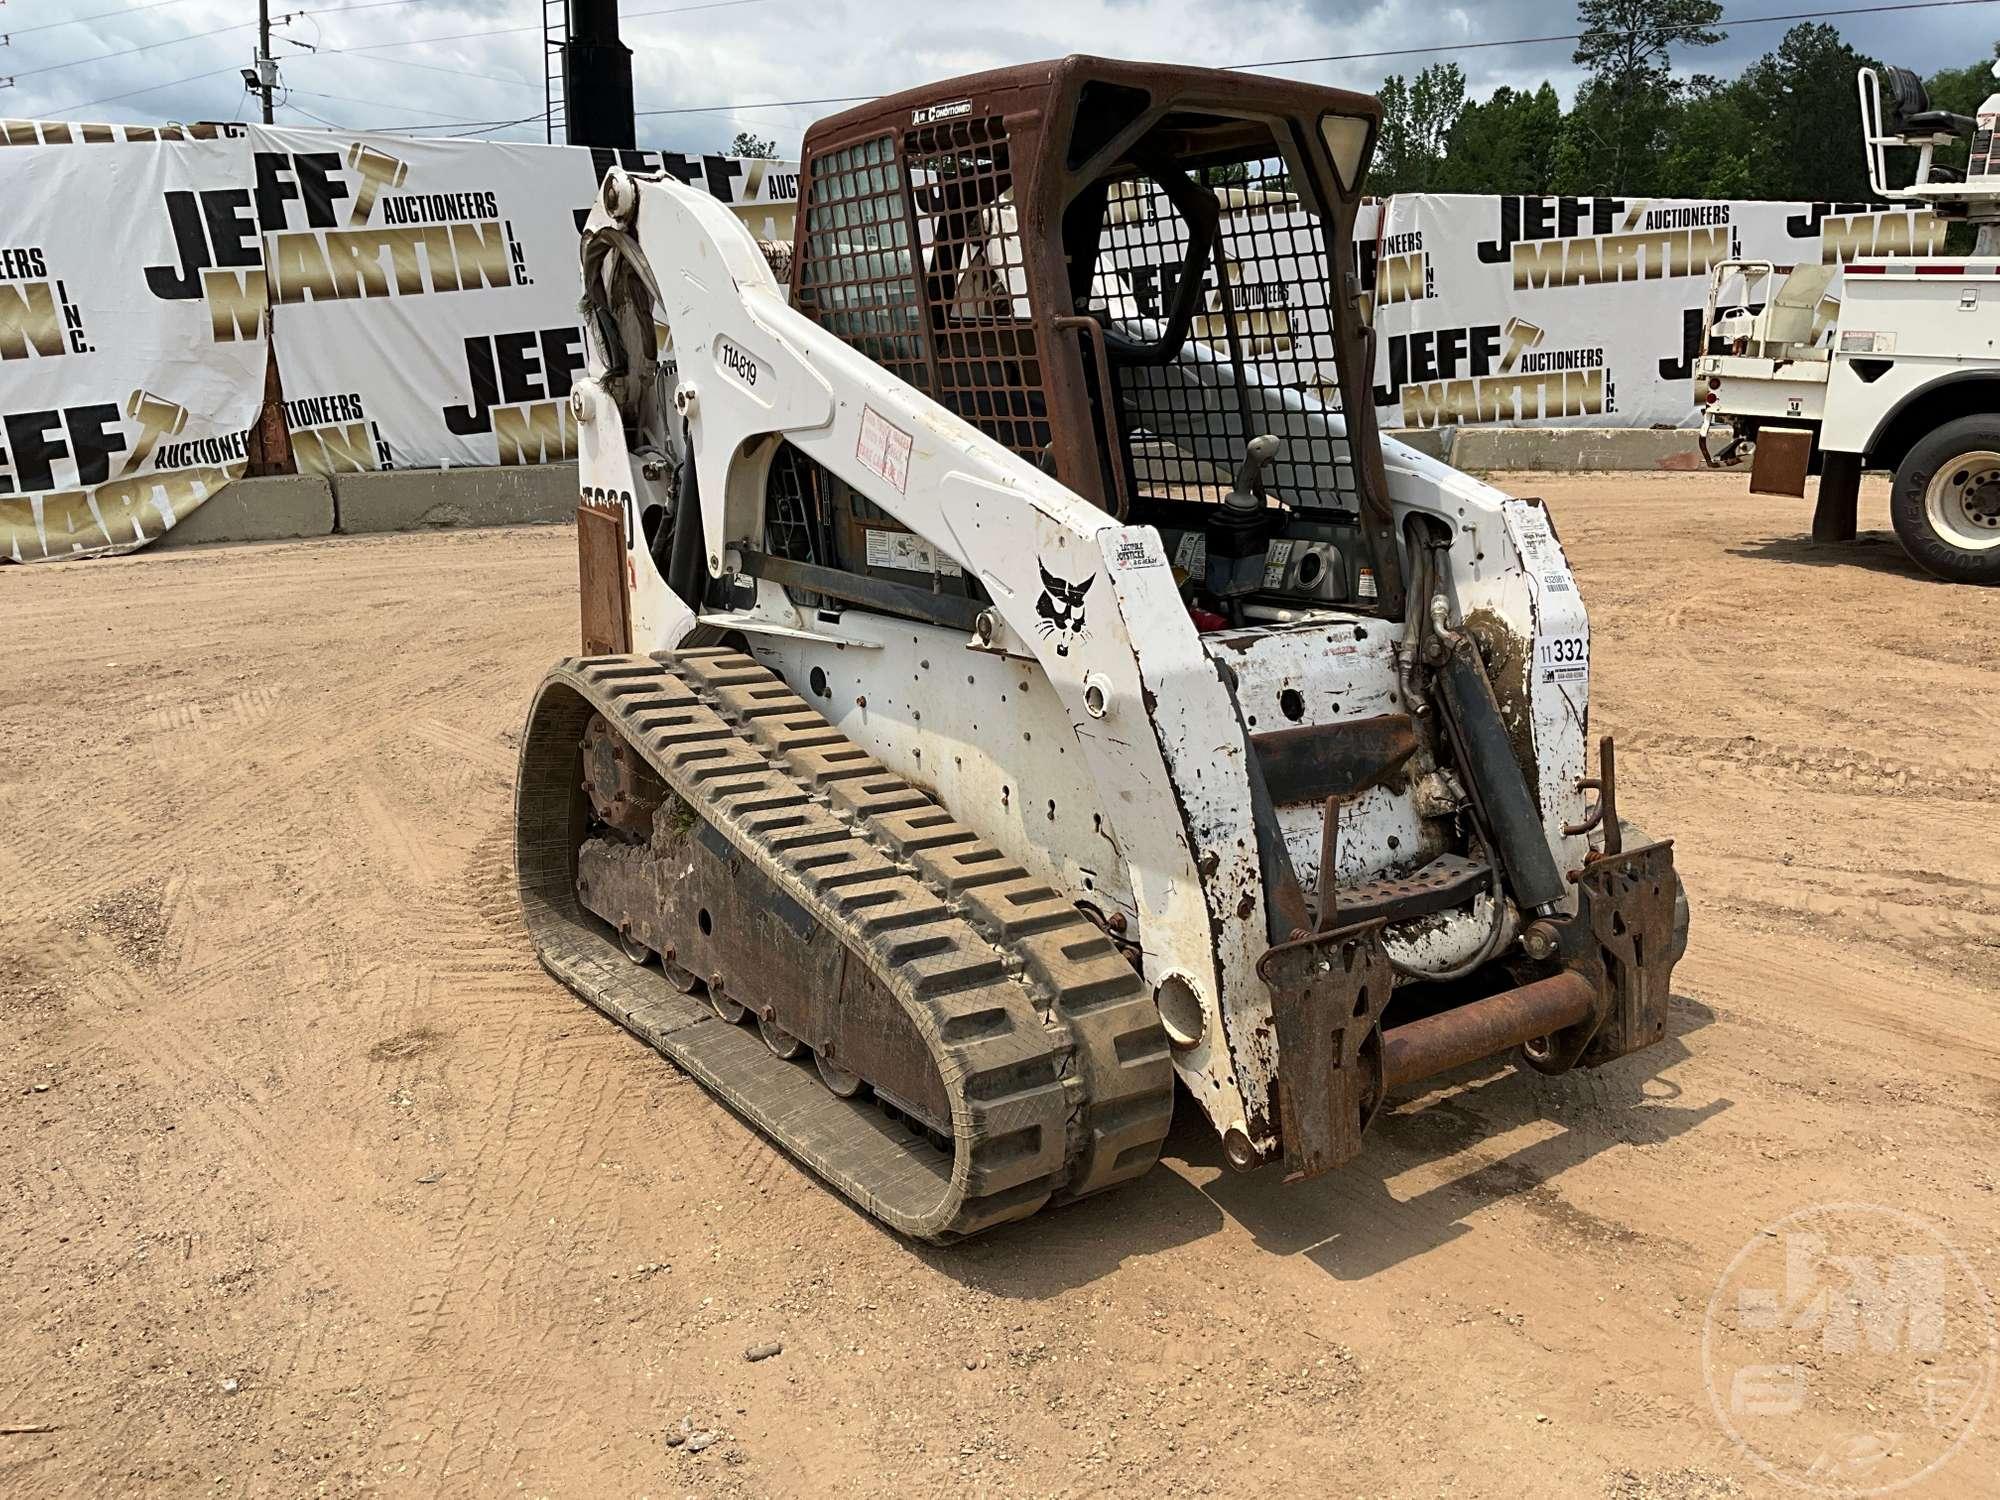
[1890,417,2000,584]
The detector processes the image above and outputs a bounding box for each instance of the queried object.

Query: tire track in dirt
[1,537,649,1494]
[1677,926,2000,1110]
[4,820,628,1493]
[1618,727,2000,804]
[352,779,444,889]
[11,514,1997,1496]
[0,937,403,1491]
[352,806,691,1491]
[10,638,517,933]
[411,714,516,778]
[11,686,433,930]
[1717,863,2000,947]
[364,1033,654,1489]
[78,952,415,1296]
[357,785,838,1489]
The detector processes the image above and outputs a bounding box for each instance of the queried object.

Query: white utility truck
[1697,64,2000,583]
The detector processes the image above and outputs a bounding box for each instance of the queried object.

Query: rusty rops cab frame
[787,56,1407,617]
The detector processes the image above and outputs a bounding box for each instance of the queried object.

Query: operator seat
[1882,65,1974,138]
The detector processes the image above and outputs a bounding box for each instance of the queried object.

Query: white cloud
[4,0,1990,159]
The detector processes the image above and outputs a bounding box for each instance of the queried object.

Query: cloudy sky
[3,0,1992,156]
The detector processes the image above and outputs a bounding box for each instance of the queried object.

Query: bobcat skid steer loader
[516,57,1689,1241]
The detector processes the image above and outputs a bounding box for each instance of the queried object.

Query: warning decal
[856,405,913,494]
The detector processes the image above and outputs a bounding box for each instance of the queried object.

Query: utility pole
[248,0,276,123]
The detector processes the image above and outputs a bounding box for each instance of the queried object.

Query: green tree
[1732,24,1878,201]
[1653,75,1758,197]
[728,130,778,159]
[1436,82,1564,193]
[1567,0,1725,193]
[1373,62,1467,193]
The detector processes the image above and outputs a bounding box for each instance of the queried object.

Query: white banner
[247,126,602,475]
[1092,191,1944,434]
[0,124,1958,564]
[245,130,803,479]
[574,147,800,241]
[0,125,270,561]
[1360,194,1945,429]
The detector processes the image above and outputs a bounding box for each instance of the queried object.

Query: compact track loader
[516,57,1689,1241]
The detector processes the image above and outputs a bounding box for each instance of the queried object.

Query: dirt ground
[3,470,1997,1498]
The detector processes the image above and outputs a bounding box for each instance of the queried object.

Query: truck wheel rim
[1925,452,2000,551]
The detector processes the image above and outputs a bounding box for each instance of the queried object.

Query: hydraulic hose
[1384,859,1511,983]
[666,422,707,608]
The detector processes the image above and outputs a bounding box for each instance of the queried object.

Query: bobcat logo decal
[1035,562,1094,656]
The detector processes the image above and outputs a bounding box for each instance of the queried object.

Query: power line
[8,18,251,82]
[281,99,348,129]
[314,0,767,60]
[43,66,239,115]
[11,0,440,35]
[639,93,869,118]
[1228,0,2000,71]
[6,0,448,89]
[716,100,849,118]
[285,85,482,120]
[288,50,542,90]
[357,106,556,137]
[3,0,206,40]
[25,0,1985,136]
[448,107,554,138]
[377,113,546,132]
[296,0,451,16]
[626,0,2000,122]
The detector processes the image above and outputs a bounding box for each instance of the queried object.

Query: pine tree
[1735,24,1878,202]
[1568,0,1724,193]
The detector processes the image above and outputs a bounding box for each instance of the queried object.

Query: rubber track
[516,652,1173,1241]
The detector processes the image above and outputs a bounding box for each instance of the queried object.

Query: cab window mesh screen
[905,116,1052,464]
[1091,150,1359,510]
[795,135,929,393]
